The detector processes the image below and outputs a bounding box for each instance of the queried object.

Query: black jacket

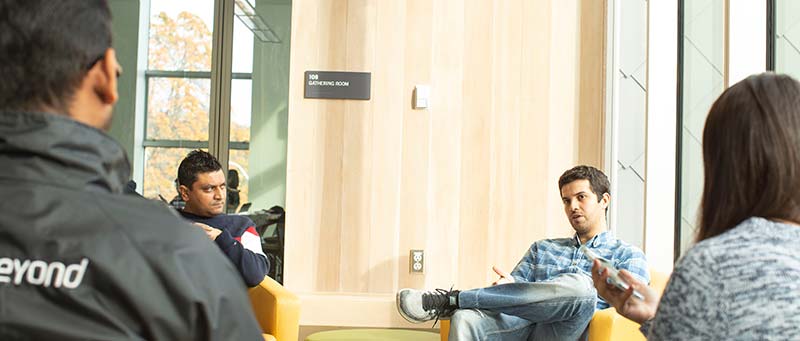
[0,111,263,340]
[178,211,270,287]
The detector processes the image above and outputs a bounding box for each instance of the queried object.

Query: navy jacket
[179,211,269,287]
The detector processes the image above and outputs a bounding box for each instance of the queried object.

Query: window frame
[140,0,249,198]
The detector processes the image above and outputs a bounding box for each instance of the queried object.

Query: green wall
[247,0,292,209]
[107,0,141,161]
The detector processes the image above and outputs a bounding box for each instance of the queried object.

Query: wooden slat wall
[284,0,606,328]
[578,0,607,169]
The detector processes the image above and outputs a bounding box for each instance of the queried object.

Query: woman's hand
[591,259,660,324]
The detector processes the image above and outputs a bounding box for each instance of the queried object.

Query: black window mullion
[142,140,248,150]
[144,70,251,80]
[675,0,685,263]
[767,0,776,71]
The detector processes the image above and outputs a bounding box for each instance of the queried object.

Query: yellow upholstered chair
[248,276,301,341]
[439,269,669,341]
[587,269,669,341]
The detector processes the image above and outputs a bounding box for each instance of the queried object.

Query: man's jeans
[450,273,597,341]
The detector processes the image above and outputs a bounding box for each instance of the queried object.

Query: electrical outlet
[410,249,424,273]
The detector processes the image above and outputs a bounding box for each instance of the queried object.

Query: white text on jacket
[0,257,89,289]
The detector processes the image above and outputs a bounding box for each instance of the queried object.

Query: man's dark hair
[558,165,610,201]
[698,73,800,242]
[0,0,112,113]
[177,150,223,188]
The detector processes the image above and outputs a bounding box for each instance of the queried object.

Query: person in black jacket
[0,1,263,340]
[176,150,270,287]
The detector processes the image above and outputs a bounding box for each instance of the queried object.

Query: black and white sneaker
[396,288,460,323]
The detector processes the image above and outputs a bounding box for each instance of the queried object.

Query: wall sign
[304,71,371,100]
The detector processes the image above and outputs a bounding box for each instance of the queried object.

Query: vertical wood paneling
[426,0,465,288]
[578,0,607,168]
[340,0,376,293]
[397,0,433,292]
[285,0,606,327]
[366,0,406,293]
[519,0,554,252]
[316,0,347,292]
[488,0,525,273]
[283,0,320,292]
[457,0,493,288]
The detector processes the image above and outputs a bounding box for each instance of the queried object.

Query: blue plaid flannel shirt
[509,231,649,310]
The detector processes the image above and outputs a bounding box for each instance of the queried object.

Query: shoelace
[422,287,456,327]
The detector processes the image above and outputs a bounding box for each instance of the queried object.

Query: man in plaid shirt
[397,165,649,340]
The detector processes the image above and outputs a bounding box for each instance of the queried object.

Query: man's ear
[179,185,190,202]
[601,192,611,208]
[94,48,119,105]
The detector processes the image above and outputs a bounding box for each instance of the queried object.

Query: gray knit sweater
[642,217,800,340]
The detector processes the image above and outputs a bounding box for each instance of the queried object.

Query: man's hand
[193,222,222,241]
[591,259,659,324]
[491,266,515,286]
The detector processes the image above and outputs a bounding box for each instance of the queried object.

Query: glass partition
[775,0,800,79]
[611,0,648,248]
[677,0,725,256]
[226,0,292,213]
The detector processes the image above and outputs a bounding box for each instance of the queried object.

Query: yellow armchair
[587,269,669,341]
[439,269,669,341]
[248,276,301,341]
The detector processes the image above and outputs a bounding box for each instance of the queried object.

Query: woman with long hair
[593,73,800,339]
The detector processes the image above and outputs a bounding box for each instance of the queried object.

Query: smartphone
[580,245,644,300]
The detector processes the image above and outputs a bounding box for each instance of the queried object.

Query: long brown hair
[698,73,800,241]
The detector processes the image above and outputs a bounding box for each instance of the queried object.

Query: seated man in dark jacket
[0,1,263,339]
[177,150,270,287]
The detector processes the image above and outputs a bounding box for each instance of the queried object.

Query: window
[677,0,725,256]
[142,0,251,202]
[774,0,800,79]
